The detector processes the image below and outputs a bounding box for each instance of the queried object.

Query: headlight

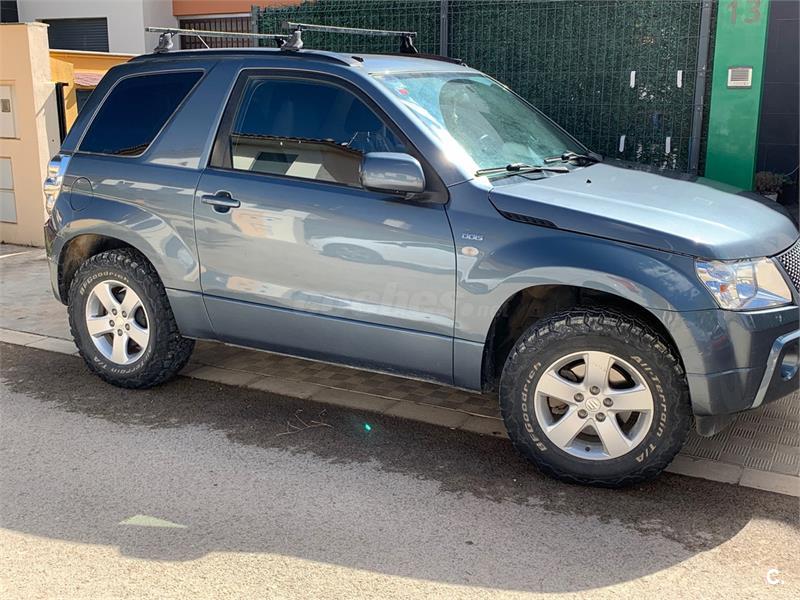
[695,258,793,310]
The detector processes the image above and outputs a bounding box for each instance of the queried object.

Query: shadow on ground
[1,343,797,593]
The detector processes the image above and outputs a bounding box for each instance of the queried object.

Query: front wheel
[68,248,194,389]
[499,309,691,487]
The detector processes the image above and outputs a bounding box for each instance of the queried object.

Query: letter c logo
[766,569,782,585]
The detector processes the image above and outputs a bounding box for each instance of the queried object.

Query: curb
[1,327,797,497]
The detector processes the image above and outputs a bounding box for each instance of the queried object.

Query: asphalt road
[1,343,798,599]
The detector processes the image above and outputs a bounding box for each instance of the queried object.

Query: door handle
[201,191,240,212]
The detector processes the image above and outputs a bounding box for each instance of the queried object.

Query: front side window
[80,71,202,156]
[373,72,585,173]
[227,77,406,187]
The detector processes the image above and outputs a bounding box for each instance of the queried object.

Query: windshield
[372,72,585,173]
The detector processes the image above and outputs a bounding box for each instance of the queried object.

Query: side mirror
[361,152,426,196]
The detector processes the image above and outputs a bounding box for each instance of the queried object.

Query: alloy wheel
[533,351,654,460]
[84,280,150,365]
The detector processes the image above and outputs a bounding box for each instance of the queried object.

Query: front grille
[776,239,800,292]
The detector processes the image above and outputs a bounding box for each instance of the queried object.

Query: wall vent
[727,66,753,88]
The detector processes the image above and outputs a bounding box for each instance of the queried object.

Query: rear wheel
[499,308,691,487]
[68,248,194,389]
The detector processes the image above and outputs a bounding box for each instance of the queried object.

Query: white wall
[143,0,178,34]
[18,0,176,54]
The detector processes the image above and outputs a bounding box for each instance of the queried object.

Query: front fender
[455,224,715,343]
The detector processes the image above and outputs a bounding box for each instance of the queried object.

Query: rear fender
[53,199,200,294]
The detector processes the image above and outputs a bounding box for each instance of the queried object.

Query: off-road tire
[68,248,194,389]
[499,308,691,487]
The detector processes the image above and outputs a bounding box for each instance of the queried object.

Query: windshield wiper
[475,163,570,178]
[544,151,601,165]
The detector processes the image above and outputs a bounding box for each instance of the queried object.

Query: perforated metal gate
[179,16,255,49]
[255,0,715,172]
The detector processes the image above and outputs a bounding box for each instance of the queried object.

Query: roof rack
[130,48,360,67]
[145,26,288,53]
[145,22,425,56]
[281,21,418,54]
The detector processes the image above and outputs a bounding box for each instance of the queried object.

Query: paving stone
[187,366,263,387]
[770,456,800,477]
[0,328,45,346]
[384,402,470,429]
[310,387,398,413]
[248,376,327,400]
[179,362,204,376]
[25,336,78,355]
[460,415,509,438]
[739,469,800,497]
[665,455,742,484]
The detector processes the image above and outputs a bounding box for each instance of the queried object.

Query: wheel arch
[56,232,168,304]
[58,234,128,303]
[480,284,685,392]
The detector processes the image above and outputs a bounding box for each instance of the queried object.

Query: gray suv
[43,48,799,487]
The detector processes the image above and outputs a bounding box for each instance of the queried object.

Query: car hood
[488,163,798,260]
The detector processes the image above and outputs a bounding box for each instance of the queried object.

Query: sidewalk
[1,244,798,496]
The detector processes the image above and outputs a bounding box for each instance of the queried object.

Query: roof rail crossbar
[387,53,467,66]
[145,26,287,53]
[282,21,419,54]
[129,48,359,67]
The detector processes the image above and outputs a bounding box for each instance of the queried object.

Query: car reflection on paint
[308,236,455,273]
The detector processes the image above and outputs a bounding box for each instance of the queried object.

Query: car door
[194,71,456,383]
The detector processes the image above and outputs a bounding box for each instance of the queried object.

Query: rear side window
[79,71,202,156]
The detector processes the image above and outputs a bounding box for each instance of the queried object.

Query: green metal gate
[255,0,715,172]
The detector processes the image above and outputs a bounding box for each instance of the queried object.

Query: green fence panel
[256,0,714,172]
[256,0,440,54]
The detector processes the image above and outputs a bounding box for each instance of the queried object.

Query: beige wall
[0,23,60,247]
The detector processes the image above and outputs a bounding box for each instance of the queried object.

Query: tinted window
[226,78,406,187]
[80,71,202,156]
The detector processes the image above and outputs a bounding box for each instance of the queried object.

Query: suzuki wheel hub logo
[586,398,601,411]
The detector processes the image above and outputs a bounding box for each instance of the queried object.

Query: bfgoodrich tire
[499,309,691,487]
[68,248,194,389]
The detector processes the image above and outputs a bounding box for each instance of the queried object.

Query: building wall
[172,0,298,17]
[49,54,76,131]
[0,22,60,246]
[18,0,176,54]
[143,0,179,48]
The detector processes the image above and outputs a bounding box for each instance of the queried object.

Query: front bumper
[751,328,799,408]
[657,305,799,434]
[690,328,797,436]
